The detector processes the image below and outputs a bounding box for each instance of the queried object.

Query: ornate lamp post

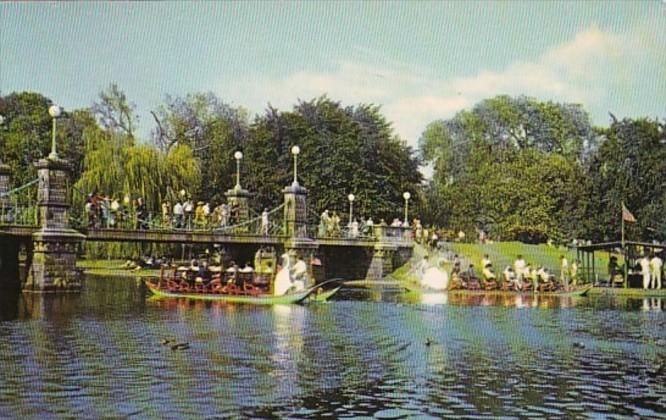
[291,145,300,187]
[234,150,243,189]
[403,191,411,226]
[48,105,62,159]
[348,193,355,226]
[0,114,4,164]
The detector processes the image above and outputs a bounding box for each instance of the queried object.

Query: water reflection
[642,298,663,312]
[0,276,664,418]
[400,290,580,309]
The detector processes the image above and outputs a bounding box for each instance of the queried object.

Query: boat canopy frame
[576,240,666,288]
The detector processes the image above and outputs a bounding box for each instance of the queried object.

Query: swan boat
[144,248,340,304]
[401,281,593,297]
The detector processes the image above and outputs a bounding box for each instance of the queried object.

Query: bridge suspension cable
[0,178,39,198]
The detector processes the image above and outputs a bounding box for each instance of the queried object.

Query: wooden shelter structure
[576,241,666,288]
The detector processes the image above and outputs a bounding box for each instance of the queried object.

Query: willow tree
[75,127,200,213]
[419,95,595,242]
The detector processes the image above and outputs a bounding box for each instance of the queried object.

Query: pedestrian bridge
[0,225,408,247]
[0,159,413,292]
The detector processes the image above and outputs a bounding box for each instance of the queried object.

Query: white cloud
[222,26,646,153]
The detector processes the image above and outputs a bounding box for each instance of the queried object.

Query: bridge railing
[0,204,39,226]
[307,215,413,244]
[0,178,40,227]
[74,203,286,237]
[372,225,413,244]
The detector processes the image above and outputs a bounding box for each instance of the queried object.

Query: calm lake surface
[0,275,665,419]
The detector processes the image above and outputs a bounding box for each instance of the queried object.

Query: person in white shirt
[184,199,194,229]
[260,209,269,235]
[109,198,120,228]
[350,219,359,238]
[650,254,663,289]
[514,255,528,282]
[172,201,184,228]
[560,255,569,289]
[639,255,651,290]
[503,266,521,290]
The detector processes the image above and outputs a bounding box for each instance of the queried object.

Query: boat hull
[145,281,313,304]
[144,278,342,305]
[403,283,593,297]
[308,286,341,303]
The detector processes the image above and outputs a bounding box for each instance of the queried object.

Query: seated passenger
[537,266,556,291]
[523,264,537,291]
[225,261,238,273]
[502,266,518,290]
[448,270,464,290]
[462,264,480,290]
[482,263,498,290]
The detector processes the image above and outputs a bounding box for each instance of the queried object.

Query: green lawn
[393,241,611,283]
[444,241,610,281]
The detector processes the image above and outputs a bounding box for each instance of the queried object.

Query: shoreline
[588,286,666,298]
[77,259,161,278]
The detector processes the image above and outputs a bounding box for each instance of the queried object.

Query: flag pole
[621,201,625,247]
[621,201,627,288]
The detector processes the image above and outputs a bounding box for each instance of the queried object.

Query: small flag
[622,203,636,223]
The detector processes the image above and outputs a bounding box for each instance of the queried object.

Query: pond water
[0,275,665,418]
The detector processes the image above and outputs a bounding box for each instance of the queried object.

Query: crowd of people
[439,253,582,292]
[83,192,271,233]
[633,254,663,290]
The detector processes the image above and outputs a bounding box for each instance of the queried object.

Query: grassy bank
[392,241,611,282]
[77,259,161,278]
[588,287,666,298]
[445,241,610,280]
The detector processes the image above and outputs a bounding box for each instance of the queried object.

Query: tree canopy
[3,86,663,245]
[0,92,93,187]
[419,95,596,242]
[244,97,422,221]
[583,117,666,241]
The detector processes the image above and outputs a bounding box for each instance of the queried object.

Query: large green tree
[584,117,666,241]
[245,97,422,222]
[420,95,595,242]
[150,92,249,203]
[0,92,93,189]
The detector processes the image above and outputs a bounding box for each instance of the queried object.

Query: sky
[2,1,665,157]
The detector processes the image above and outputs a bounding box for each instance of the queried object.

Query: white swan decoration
[273,252,307,296]
[417,257,449,291]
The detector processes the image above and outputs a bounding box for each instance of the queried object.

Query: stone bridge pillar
[283,183,318,285]
[225,185,251,227]
[364,225,413,282]
[24,157,85,292]
[283,184,308,238]
[0,163,11,221]
[365,242,398,282]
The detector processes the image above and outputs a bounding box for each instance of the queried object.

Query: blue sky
[2,1,664,150]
